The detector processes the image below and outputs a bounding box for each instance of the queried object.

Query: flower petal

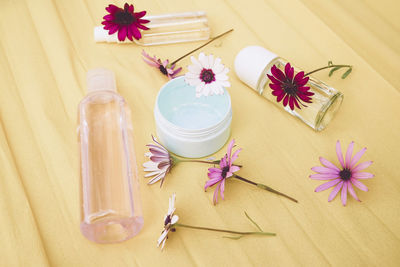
[171,215,179,224]
[283,95,289,107]
[271,65,286,82]
[226,139,235,164]
[229,165,241,173]
[351,179,368,192]
[208,171,223,179]
[118,27,127,41]
[352,161,373,172]
[328,181,343,202]
[289,96,295,110]
[350,147,367,168]
[144,170,162,177]
[352,172,374,179]
[345,141,354,168]
[199,52,208,68]
[231,148,242,165]
[213,183,222,205]
[347,183,361,202]
[311,166,339,175]
[205,177,222,190]
[315,179,341,192]
[208,54,215,68]
[157,230,169,248]
[220,179,225,200]
[285,63,294,81]
[319,157,340,171]
[131,26,141,40]
[148,172,165,184]
[341,181,348,206]
[309,173,339,180]
[336,140,345,168]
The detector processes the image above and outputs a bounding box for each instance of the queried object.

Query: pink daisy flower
[142,50,182,79]
[102,3,149,41]
[205,139,241,205]
[310,141,374,206]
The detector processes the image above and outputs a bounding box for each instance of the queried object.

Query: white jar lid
[234,46,278,90]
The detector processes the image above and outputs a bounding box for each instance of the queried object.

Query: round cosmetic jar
[154,76,232,158]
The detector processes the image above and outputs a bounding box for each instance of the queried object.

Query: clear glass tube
[95,11,210,46]
[78,88,143,243]
[136,11,210,46]
[256,58,343,131]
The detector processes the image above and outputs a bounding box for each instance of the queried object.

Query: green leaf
[328,67,341,77]
[341,68,352,79]
[223,235,243,240]
[244,211,263,232]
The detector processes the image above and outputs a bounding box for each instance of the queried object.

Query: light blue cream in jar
[154,76,232,158]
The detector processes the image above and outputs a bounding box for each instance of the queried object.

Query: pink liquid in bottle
[78,68,143,243]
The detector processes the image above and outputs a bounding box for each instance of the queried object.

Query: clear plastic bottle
[78,68,143,243]
[235,46,343,131]
[94,11,210,46]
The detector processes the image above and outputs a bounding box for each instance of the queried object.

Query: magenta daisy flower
[102,3,149,41]
[142,50,182,79]
[205,139,241,205]
[267,63,314,110]
[310,141,374,206]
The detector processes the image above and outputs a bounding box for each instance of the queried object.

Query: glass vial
[78,68,143,243]
[94,11,210,46]
[234,46,343,131]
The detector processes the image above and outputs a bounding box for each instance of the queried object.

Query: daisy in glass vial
[185,52,230,97]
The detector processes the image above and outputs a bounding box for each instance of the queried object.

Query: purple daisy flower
[310,141,374,206]
[205,139,241,205]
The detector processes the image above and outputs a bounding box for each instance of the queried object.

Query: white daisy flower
[184,52,230,98]
[157,193,179,250]
[143,136,173,187]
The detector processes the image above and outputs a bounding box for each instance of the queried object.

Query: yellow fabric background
[1,0,399,266]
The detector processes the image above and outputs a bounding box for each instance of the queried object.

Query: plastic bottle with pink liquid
[78,68,143,243]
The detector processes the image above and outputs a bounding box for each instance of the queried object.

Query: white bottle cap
[94,26,119,43]
[86,68,117,93]
[234,46,278,90]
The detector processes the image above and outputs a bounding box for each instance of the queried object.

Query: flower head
[205,139,241,204]
[267,63,314,110]
[102,3,149,41]
[310,141,374,206]
[185,52,230,98]
[158,193,179,250]
[142,50,182,79]
[143,136,173,187]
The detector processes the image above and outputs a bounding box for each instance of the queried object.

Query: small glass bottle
[94,11,210,46]
[234,46,343,131]
[78,68,143,243]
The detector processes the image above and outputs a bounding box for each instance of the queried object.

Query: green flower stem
[170,29,234,66]
[233,174,298,203]
[174,223,276,236]
[304,64,352,77]
[178,159,221,164]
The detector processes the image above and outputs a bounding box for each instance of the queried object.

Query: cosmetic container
[235,46,343,131]
[154,76,232,158]
[94,11,210,46]
[78,68,143,243]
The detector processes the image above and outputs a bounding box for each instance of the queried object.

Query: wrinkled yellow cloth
[1,0,399,266]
